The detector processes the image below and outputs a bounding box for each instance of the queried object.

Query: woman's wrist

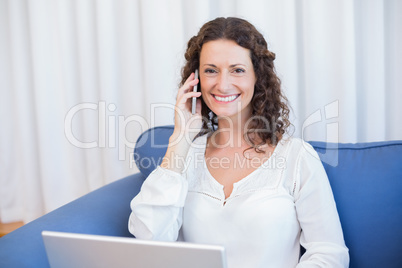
[160,130,193,173]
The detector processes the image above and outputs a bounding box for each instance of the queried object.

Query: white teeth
[214,94,239,102]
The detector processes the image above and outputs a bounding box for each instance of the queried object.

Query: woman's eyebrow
[202,63,247,68]
[229,64,246,68]
[202,64,216,67]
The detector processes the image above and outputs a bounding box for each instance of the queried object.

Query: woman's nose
[216,72,231,92]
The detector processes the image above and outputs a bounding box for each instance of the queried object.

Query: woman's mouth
[212,94,240,103]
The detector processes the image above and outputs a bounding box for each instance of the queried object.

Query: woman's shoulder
[277,136,321,162]
[278,137,326,188]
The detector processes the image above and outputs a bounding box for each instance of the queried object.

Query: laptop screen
[42,231,227,268]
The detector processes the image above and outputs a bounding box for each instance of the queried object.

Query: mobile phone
[191,69,199,114]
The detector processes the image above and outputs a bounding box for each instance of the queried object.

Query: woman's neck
[211,114,251,149]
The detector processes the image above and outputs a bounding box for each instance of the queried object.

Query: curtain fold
[1,0,401,223]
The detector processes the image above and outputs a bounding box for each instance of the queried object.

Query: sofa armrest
[0,172,145,268]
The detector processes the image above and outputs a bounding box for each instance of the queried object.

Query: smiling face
[199,39,257,123]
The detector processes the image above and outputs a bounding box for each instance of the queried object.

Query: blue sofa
[1,126,401,268]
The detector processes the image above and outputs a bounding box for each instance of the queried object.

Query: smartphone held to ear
[191,69,199,115]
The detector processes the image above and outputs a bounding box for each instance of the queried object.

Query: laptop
[42,231,227,268]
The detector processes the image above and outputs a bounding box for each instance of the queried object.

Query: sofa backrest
[309,140,402,268]
[134,125,402,268]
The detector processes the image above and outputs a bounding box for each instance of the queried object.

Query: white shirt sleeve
[128,166,188,241]
[294,142,349,267]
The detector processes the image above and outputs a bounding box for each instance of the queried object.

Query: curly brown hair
[180,17,291,150]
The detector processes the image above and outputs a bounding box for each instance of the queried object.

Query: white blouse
[129,135,349,268]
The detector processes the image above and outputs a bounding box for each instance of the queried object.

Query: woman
[129,17,349,268]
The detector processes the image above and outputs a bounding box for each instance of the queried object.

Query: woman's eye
[234,68,245,73]
[204,69,217,74]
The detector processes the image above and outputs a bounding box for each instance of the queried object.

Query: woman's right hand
[161,73,202,172]
[172,72,202,142]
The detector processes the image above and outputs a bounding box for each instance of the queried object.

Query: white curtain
[0,0,401,223]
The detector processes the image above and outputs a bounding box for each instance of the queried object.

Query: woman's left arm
[294,142,349,268]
